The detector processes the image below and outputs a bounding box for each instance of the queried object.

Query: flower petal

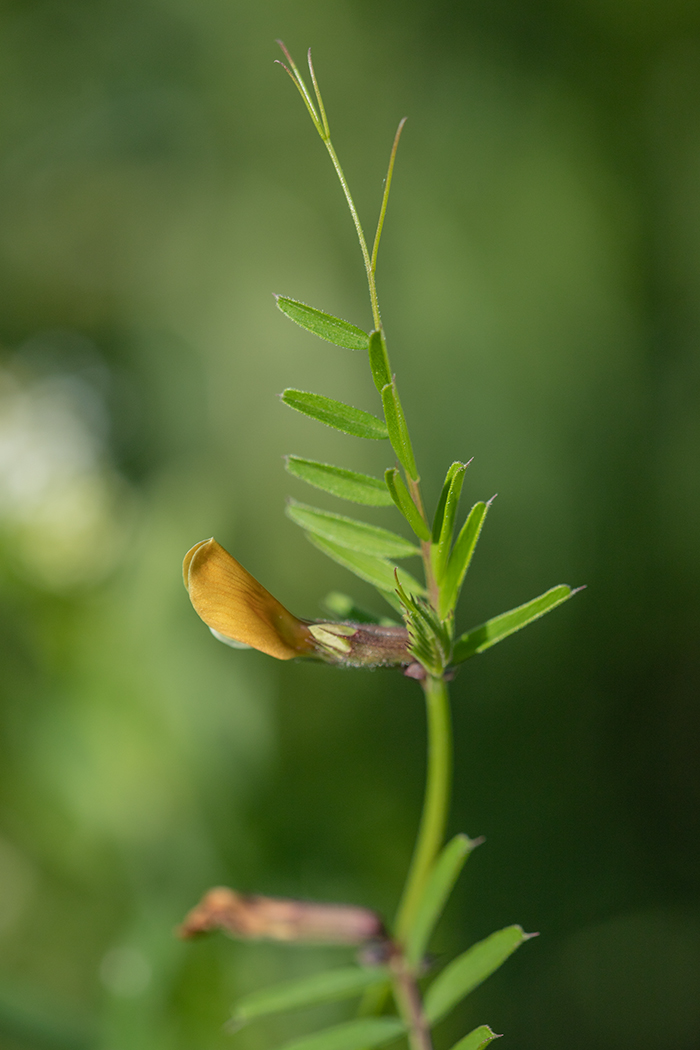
[184,538,314,660]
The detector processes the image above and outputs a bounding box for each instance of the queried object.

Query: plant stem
[315,72,453,961]
[394,673,452,943]
[391,960,433,1050]
[323,140,382,331]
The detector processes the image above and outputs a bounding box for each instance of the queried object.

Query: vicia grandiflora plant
[180,42,581,1050]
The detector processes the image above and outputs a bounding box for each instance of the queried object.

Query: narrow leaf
[368,330,391,392]
[287,500,420,559]
[385,468,431,542]
[276,1017,405,1050]
[370,117,407,274]
[323,592,397,626]
[431,462,463,543]
[381,381,417,479]
[439,502,489,618]
[452,585,577,665]
[276,297,369,351]
[286,457,394,506]
[425,925,532,1025]
[231,966,389,1026]
[432,462,468,582]
[305,533,425,597]
[282,390,388,440]
[449,1026,501,1050]
[405,834,475,967]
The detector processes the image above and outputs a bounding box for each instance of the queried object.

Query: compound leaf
[305,534,425,597]
[230,966,389,1027]
[439,502,489,618]
[406,834,476,967]
[286,457,393,506]
[448,1026,501,1050]
[432,462,468,582]
[281,390,388,440]
[287,500,420,559]
[275,1017,405,1050]
[385,468,431,541]
[381,381,417,479]
[425,926,532,1025]
[452,585,578,664]
[276,297,369,351]
[431,462,463,544]
[368,330,391,391]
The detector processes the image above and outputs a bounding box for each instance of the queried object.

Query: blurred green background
[0,0,699,1048]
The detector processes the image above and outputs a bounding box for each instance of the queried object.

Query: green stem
[323,140,382,331]
[394,674,452,943]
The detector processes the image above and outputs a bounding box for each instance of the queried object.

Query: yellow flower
[183,538,314,659]
[183,537,413,669]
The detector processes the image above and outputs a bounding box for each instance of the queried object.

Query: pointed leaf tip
[432,461,469,581]
[424,925,531,1025]
[448,1026,502,1050]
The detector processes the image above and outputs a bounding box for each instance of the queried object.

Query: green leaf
[424,925,532,1025]
[405,834,476,967]
[276,297,369,351]
[323,592,397,626]
[276,1017,405,1050]
[439,501,489,618]
[448,1025,501,1050]
[287,500,420,559]
[432,462,468,582]
[431,463,463,544]
[230,966,389,1027]
[368,330,391,392]
[281,390,388,440]
[385,468,431,542]
[381,381,417,479]
[452,584,578,665]
[286,457,394,506]
[305,533,425,597]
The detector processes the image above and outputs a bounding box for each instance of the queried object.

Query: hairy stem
[395,673,452,942]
